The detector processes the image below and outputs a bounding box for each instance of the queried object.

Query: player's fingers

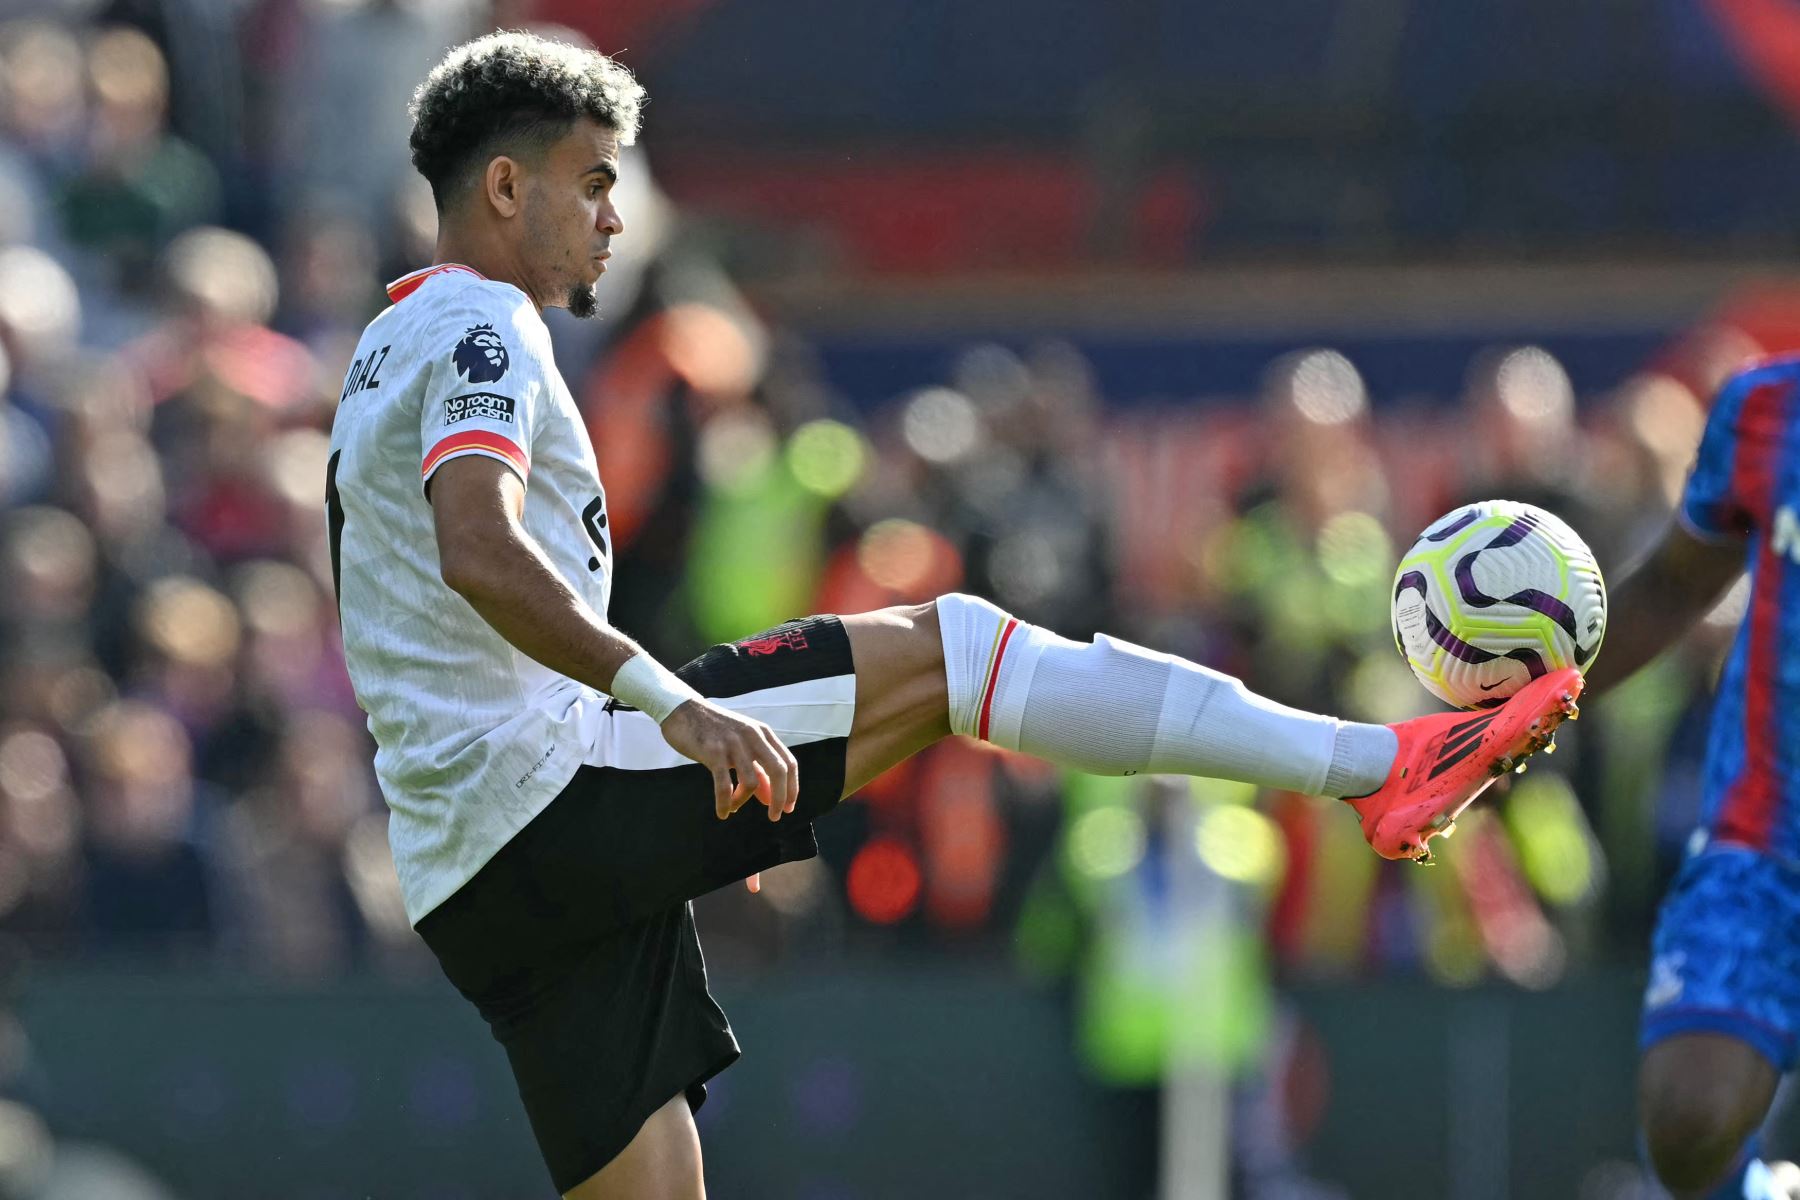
[781,743,800,814]
[746,871,761,894]
[711,763,734,820]
[747,761,779,822]
[749,729,794,818]
[724,762,755,816]
[763,738,798,817]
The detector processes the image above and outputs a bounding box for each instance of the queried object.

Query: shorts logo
[739,628,809,657]
[443,393,516,426]
[453,324,510,383]
[516,744,555,789]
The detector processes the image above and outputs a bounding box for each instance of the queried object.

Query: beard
[566,280,599,319]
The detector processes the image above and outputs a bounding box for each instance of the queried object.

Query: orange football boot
[1344,668,1584,863]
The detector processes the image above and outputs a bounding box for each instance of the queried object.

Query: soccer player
[1589,357,1800,1200]
[327,32,1580,1198]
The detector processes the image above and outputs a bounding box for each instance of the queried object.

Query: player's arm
[1586,364,1782,697]
[1580,518,1743,697]
[430,455,799,822]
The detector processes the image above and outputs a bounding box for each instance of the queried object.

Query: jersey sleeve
[419,288,550,492]
[1679,365,1793,542]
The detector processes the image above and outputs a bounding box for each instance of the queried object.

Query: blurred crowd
[0,7,1769,1020]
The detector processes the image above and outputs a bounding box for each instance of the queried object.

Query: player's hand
[659,698,801,824]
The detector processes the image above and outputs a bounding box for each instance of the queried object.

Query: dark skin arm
[429,455,800,826]
[1583,517,1746,698]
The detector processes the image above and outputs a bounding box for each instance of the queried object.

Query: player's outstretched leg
[1639,1035,1780,1200]
[840,593,1577,863]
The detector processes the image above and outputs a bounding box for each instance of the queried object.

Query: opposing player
[1586,356,1800,1200]
[328,32,1580,1198]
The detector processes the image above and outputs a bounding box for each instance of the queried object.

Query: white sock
[936,593,1397,796]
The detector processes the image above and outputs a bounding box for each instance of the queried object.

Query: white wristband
[609,652,703,724]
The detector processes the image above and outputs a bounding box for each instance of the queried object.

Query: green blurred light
[1067,807,1146,881]
[1316,510,1392,588]
[1194,804,1285,885]
[1505,776,1597,907]
[1426,926,1486,987]
[787,419,866,497]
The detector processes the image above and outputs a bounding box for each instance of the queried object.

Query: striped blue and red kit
[1642,354,1800,1070]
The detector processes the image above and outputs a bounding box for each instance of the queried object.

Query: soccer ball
[1391,500,1606,709]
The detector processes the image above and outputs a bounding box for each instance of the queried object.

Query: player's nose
[597,201,623,237]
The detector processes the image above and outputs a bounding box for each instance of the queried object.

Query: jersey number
[581,496,608,571]
[326,449,345,611]
[328,457,602,598]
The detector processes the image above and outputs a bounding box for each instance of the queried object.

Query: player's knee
[912,596,944,645]
[1640,1065,1765,1193]
[854,600,945,664]
[895,599,947,687]
[838,601,947,703]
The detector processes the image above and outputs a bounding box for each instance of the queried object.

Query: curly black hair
[408,31,645,210]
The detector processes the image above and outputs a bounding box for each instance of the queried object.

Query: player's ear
[483,156,523,219]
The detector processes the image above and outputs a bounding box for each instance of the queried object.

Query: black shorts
[416,616,855,1193]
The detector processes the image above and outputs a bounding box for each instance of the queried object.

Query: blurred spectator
[275,0,484,229]
[1,508,98,649]
[0,729,82,952]
[0,345,53,510]
[0,1097,178,1199]
[76,700,217,955]
[0,23,85,180]
[1215,349,1395,712]
[126,575,239,746]
[58,28,220,289]
[129,229,315,565]
[216,709,374,976]
[1454,345,1595,520]
[0,248,80,394]
[935,343,1116,638]
[274,205,381,351]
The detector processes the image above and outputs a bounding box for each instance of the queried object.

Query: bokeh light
[856,519,939,593]
[696,411,777,492]
[901,387,981,463]
[1315,511,1391,588]
[846,838,921,924]
[1194,804,1285,886]
[1494,345,1574,425]
[1066,807,1145,881]
[1288,349,1367,426]
[1504,775,1598,907]
[787,419,867,497]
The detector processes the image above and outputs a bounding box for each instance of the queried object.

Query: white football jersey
[328,264,614,923]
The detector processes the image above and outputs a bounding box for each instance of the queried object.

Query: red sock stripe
[976,619,1019,742]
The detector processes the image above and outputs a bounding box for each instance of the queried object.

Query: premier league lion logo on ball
[453,324,510,383]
